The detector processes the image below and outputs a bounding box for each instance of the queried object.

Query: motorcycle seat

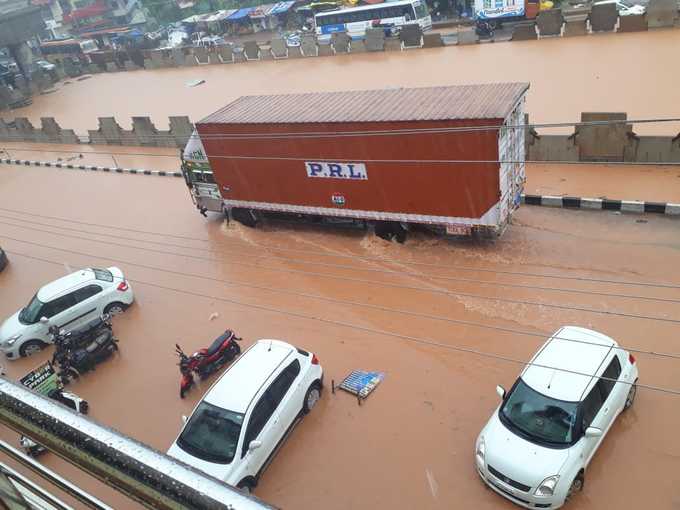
[71,317,105,337]
[85,332,112,353]
[205,331,233,356]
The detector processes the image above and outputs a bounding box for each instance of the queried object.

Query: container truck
[181,82,529,241]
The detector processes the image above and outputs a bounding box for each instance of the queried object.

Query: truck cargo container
[181,82,529,240]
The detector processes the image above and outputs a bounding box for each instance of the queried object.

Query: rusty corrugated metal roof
[199,83,529,125]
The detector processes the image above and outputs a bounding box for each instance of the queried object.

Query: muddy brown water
[3,29,680,135]
[0,163,679,509]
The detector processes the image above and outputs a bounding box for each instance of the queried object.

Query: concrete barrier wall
[537,9,564,36]
[646,0,677,27]
[0,116,193,148]
[589,3,618,32]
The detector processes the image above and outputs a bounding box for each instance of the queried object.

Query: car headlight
[5,334,22,346]
[475,436,486,465]
[535,475,560,497]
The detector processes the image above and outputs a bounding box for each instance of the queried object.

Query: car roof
[203,339,295,413]
[521,326,617,402]
[37,269,97,301]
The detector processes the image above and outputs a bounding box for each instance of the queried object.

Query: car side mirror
[585,427,602,438]
[496,385,506,400]
[248,440,262,452]
[181,415,188,425]
[39,317,49,325]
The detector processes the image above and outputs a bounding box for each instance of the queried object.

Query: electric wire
[7,249,679,396]
[0,215,678,305]
[4,244,679,359]
[0,205,678,290]
[3,116,679,142]
[1,230,680,326]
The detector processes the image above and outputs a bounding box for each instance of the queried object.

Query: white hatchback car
[475,326,638,509]
[0,267,134,360]
[167,339,323,492]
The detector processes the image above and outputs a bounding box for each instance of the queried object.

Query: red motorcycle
[175,330,242,398]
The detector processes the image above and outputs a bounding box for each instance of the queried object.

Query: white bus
[314,0,432,41]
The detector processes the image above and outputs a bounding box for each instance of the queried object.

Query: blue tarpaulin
[267,1,295,15]
[227,7,255,20]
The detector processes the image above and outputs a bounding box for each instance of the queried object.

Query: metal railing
[0,377,277,510]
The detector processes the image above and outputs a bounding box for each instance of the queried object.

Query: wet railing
[0,377,276,510]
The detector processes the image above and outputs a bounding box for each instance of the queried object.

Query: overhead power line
[2,145,680,166]
[0,205,678,291]
[0,215,678,305]
[6,249,680,397]
[5,247,680,360]
[3,116,679,142]
[1,231,679,326]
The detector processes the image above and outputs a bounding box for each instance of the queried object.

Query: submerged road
[1,163,679,509]
[2,29,680,135]
[3,141,680,203]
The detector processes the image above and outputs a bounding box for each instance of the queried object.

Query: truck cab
[181,130,224,215]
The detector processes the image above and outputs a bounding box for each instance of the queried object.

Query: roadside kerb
[521,194,680,215]
[0,157,182,178]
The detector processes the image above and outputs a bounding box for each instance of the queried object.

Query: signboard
[20,362,60,396]
[305,161,368,180]
[182,129,213,174]
[475,0,525,19]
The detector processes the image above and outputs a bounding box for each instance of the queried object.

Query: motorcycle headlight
[475,436,486,466]
[535,475,560,497]
[5,334,22,346]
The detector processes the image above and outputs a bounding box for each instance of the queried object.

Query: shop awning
[249,4,274,18]
[227,7,255,20]
[267,1,295,15]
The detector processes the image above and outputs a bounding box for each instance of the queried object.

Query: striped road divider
[521,194,680,216]
[0,157,182,178]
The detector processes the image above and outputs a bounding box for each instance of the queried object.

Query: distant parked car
[593,0,646,15]
[0,267,134,359]
[475,326,638,509]
[0,246,7,272]
[34,60,56,73]
[167,339,323,493]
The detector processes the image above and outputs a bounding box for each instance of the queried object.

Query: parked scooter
[52,321,118,384]
[475,19,496,39]
[176,330,242,398]
[20,388,89,456]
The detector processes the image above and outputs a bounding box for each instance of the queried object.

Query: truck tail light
[311,353,319,365]
[117,281,129,292]
[629,353,636,365]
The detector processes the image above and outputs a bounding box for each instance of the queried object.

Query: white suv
[0,267,134,360]
[167,339,323,493]
[475,326,638,508]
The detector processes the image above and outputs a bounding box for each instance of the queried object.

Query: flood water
[3,29,680,135]
[1,27,680,510]
[0,163,679,509]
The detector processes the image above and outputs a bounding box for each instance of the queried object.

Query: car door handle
[603,407,609,414]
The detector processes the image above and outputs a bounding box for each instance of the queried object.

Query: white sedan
[475,326,638,508]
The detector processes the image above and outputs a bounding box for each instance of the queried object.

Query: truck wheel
[232,208,259,228]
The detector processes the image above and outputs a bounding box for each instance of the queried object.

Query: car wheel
[104,302,127,316]
[566,473,584,500]
[302,381,322,414]
[20,340,46,357]
[624,380,637,410]
[237,477,256,494]
[79,401,89,415]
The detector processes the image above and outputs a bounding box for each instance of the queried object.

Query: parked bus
[314,0,432,40]
[39,38,99,63]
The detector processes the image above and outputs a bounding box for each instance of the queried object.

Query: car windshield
[176,402,244,464]
[19,294,44,325]
[500,379,578,446]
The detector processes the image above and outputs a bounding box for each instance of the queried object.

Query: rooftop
[521,326,617,402]
[37,269,95,301]
[204,339,294,413]
[198,82,530,125]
